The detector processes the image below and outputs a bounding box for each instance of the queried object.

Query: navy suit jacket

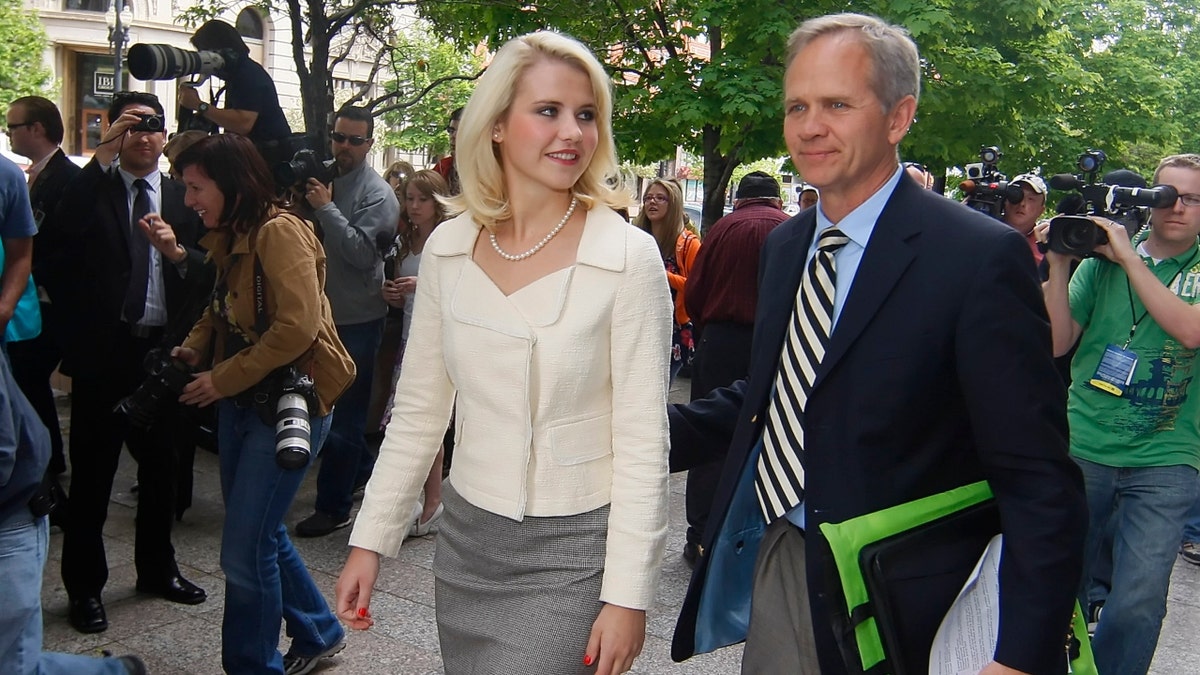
[670,175,1087,674]
[53,158,210,377]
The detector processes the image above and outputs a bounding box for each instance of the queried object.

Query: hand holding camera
[304,177,332,209]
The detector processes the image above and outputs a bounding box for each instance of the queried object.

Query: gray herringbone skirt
[433,482,609,675]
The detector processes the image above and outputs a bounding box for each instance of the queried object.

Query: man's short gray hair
[786,13,921,111]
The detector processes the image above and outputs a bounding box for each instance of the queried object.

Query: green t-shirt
[1068,241,1200,469]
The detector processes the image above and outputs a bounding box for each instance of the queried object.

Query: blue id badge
[1088,344,1138,396]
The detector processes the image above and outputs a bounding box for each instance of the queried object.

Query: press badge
[1088,344,1138,396]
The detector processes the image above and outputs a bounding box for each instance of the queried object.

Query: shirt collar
[117,166,162,194]
[25,152,54,183]
[814,165,903,249]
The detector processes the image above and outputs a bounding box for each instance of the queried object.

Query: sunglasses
[5,121,34,135]
[330,132,370,146]
[643,194,670,203]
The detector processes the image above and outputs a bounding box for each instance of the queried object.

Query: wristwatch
[196,102,210,117]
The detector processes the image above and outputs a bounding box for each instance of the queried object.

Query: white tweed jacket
[349,204,673,610]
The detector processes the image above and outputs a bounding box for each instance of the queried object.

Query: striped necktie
[755,226,850,521]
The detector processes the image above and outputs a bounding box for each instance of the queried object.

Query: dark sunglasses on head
[330,132,370,146]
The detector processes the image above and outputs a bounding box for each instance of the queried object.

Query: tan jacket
[182,211,355,415]
[350,205,673,610]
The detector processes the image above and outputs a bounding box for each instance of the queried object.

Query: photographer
[1038,153,1200,675]
[54,91,211,635]
[170,134,354,673]
[1002,173,1047,263]
[175,20,291,164]
[295,105,399,538]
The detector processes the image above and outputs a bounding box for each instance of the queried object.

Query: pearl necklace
[490,197,578,262]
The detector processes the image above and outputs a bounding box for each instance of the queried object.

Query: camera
[1045,151,1179,257]
[127,43,237,81]
[274,149,335,190]
[131,113,166,133]
[270,367,319,470]
[959,145,1023,218]
[116,349,194,428]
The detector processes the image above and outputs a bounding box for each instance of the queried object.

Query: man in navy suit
[669,13,1086,675]
[55,92,212,634]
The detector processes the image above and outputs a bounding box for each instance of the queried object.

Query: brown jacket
[182,210,355,415]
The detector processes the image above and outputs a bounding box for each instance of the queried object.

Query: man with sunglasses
[1039,153,1200,675]
[297,105,399,538]
[53,91,211,633]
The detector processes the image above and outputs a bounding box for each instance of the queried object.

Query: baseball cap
[1011,173,1047,195]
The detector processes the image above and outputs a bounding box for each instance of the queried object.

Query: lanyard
[1123,247,1200,348]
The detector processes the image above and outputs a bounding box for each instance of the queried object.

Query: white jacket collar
[428,204,630,272]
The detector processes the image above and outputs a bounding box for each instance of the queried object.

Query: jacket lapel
[816,180,921,383]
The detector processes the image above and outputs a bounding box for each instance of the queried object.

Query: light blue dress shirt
[781,165,905,529]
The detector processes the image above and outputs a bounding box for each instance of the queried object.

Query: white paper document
[929,534,1003,675]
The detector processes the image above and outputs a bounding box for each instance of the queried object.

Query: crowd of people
[2,9,1199,675]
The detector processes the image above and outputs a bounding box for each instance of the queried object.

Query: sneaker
[283,638,346,675]
[295,511,351,538]
[117,655,148,675]
[1086,600,1104,638]
[1181,541,1200,566]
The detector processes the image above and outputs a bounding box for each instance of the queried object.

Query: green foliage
[0,0,53,101]
[377,25,482,158]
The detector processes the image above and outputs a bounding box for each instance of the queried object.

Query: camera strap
[1123,247,1200,347]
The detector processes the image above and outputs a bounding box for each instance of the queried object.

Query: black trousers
[61,328,182,599]
[8,302,65,474]
[685,322,754,546]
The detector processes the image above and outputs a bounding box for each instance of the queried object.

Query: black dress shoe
[68,596,108,633]
[136,574,207,605]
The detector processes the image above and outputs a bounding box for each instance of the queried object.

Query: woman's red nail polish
[583,654,593,666]
[357,607,368,618]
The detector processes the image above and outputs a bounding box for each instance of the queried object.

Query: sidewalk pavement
[40,379,1200,673]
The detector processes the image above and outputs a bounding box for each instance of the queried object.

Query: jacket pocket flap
[548,414,612,465]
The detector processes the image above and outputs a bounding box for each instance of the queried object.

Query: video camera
[959,146,1023,218]
[1045,150,1177,257]
[273,148,336,191]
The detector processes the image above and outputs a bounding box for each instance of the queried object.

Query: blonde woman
[336,31,671,675]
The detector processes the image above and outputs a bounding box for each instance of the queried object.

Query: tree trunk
[701,123,740,231]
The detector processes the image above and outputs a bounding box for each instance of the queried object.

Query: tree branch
[369,69,487,116]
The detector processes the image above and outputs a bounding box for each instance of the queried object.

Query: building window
[236,8,264,40]
[64,0,108,11]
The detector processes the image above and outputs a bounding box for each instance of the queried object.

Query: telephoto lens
[274,391,312,470]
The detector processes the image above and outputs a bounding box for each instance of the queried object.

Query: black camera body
[960,146,1023,218]
[274,149,336,190]
[131,114,166,133]
[116,349,195,428]
[1045,151,1178,257]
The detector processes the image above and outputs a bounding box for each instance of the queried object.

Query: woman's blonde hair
[398,169,450,260]
[446,31,630,231]
[633,178,686,260]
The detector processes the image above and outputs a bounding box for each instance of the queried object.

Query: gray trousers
[741,517,822,674]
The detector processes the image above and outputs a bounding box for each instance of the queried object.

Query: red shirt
[684,200,788,327]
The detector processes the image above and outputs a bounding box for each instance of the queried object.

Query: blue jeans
[217,401,343,674]
[1075,457,1199,675]
[1181,487,1200,544]
[316,318,384,519]
[0,514,126,674]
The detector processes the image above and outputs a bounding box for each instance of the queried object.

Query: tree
[417,0,1101,227]
[0,0,53,102]
[176,0,479,154]
[371,23,484,160]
